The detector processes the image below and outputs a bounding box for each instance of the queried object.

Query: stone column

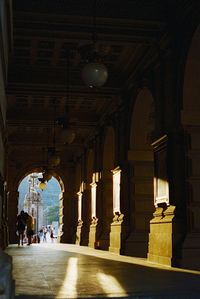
[60,189,77,244]
[88,172,102,249]
[98,170,113,250]
[57,192,64,243]
[88,180,97,248]
[75,185,84,245]
[148,134,185,267]
[7,191,18,244]
[109,212,125,254]
[76,219,83,245]
[88,217,99,248]
[80,184,90,246]
[108,165,130,254]
[124,150,154,257]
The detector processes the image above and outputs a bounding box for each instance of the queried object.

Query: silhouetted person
[16,210,26,246]
[24,212,34,245]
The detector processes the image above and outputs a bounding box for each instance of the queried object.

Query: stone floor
[5,242,200,299]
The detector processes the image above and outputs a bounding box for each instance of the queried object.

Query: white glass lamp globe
[82,62,108,88]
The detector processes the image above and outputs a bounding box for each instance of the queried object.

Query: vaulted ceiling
[5,0,195,166]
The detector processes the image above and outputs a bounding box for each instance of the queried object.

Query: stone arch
[7,164,65,244]
[18,172,62,239]
[125,87,155,258]
[181,25,200,268]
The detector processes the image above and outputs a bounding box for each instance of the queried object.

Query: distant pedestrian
[50,227,54,243]
[43,226,47,242]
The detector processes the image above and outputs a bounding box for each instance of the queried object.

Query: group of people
[16,210,34,246]
[16,210,56,246]
[39,225,55,243]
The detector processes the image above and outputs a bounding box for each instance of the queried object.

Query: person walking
[24,212,34,245]
[16,210,26,246]
[43,226,47,242]
[50,226,54,243]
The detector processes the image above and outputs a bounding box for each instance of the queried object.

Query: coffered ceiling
[5,0,195,165]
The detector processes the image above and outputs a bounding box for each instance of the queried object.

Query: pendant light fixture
[38,178,47,191]
[81,0,108,88]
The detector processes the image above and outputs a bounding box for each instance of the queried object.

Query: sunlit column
[111,166,121,214]
[77,191,83,221]
[90,182,97,218]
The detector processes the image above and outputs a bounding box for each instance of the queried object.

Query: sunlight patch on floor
[56,257,78,298]
[97,272,128,297]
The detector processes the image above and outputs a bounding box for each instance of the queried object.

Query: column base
[75,220,83,245]
[148,205,179,267]
[109,213,127,254]
[88,218,99,249]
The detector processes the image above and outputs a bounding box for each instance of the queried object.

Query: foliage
[44,204,59,224]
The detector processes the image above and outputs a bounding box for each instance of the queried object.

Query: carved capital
[113,212,124,223]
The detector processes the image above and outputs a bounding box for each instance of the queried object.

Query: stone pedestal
[109,213,126,254]
[75,220,83,245]
[0,249,15,299]
[88,217,98,248]
[148,205,180,266]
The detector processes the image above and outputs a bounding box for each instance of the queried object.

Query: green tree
[44,205,59,224]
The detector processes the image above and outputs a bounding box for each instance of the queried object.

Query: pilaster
[109,212,126,254]
[124,150,154,257]
[148,133,186,267]
[98,170,113,250]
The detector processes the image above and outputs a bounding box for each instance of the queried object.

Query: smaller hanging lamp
[38,178,47,191]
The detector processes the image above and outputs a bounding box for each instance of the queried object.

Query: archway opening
[17,172,62,244]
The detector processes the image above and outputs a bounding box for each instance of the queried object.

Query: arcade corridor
[6,243,200,299]
[2,1,200,298]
